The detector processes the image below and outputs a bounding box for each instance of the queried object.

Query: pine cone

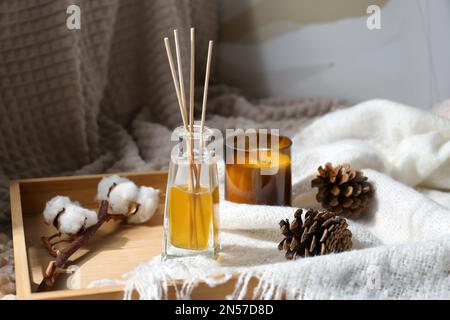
[311,163,374,219]
[278,209,352,259]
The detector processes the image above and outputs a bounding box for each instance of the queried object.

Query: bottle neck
[171,125,214,163]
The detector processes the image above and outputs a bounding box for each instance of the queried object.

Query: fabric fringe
[89,260,293,300]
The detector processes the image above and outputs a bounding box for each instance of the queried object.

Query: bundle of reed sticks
[164,28,213,193]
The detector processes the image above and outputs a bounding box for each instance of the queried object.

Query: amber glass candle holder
[225,132,292,206]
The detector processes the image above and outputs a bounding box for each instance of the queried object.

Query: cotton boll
[127,187,160,224]
[43,196,74,225]
[58,205,88,235]
[108,181,139,214]
[97,175,131,201]
[80,207,98,229]
[58,205,97,235]
[43,196,97,234]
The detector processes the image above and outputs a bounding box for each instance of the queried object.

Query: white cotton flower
[43,196,75,225]
[97,175,131,201]
[96,175,159,221]
[58,205,98,235]
[108,181,139,214]
[82,207,98,229]
[127,187,160,224]
[57,205,86,235]
[43,196,98,235]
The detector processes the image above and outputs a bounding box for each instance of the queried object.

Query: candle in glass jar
[225,134,292,206]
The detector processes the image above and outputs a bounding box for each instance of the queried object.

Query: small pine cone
[311,163,374,219]
[278,209,352,260]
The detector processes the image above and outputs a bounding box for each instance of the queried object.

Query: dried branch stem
[37,200,122,292]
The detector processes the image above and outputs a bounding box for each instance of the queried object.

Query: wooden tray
[10,171,256,300]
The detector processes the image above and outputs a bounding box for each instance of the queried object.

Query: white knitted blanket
[91,99,450,300]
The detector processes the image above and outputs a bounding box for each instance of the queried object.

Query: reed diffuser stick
[189,28,199,191]
[194,40,214,238]
[197,40,214,185]
[164,36,193,190]
[163,37,188,128]
[174,30,187,117]
[200,41,213,133]
[188,27,199,247]
[173,30,196,194]
[189,28,195,133]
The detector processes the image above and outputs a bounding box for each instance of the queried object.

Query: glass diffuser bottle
[162,124,220,259]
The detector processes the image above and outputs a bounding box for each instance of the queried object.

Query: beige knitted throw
[0,0,347,297]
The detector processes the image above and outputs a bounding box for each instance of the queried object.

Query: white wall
[429,0,450,106]
[218,0,450,109]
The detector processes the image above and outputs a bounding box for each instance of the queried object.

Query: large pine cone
[278,208,352,259]
[311,163,374,219]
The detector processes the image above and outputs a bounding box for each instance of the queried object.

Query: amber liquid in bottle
[168,185,220,250]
